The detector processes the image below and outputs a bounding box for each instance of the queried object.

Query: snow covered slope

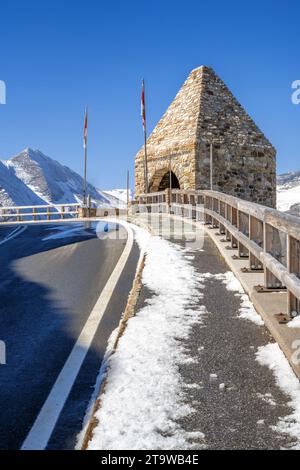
[277,171,300,215]
[0,148,125,208]
[0,160,45,207]
[102,188,133,206]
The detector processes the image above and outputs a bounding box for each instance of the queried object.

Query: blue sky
[0,0,299,189]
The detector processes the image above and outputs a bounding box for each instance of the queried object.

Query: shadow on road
[0,223,138,450]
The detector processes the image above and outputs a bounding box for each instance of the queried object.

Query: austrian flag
[83,107,88,149]
[141,79,146,130]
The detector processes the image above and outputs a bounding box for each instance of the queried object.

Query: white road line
[0,225,27,245]
[21,222,134,450]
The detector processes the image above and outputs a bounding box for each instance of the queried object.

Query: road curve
[0,221,140,450]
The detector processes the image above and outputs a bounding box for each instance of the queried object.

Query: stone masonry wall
[194,67,276,206]
[135,66,276,208]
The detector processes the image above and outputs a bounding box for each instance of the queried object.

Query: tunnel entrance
[158,171,180,191]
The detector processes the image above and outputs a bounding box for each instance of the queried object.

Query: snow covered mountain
[103,188,133,204]
[0,148,125,208]
[277,171,300,215]
[0,160,45,207]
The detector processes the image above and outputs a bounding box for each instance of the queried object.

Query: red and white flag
[83,107,88,149]
[141,80,146,131]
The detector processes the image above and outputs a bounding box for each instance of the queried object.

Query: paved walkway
[134,214,298,450]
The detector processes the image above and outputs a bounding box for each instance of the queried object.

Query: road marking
[0,225,27,245]
[21,222,134,450]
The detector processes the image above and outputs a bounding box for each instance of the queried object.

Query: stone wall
[135,66,276,208]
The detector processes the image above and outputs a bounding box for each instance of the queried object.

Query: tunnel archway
[149,168,181,192]
[158,171,180,191]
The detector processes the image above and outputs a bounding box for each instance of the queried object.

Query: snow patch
[256,343,300,449]
[288,316,300,329]
[277,184,300,212]
[256,392,276,406]
[87,225,206,450]
[103,189,132,205]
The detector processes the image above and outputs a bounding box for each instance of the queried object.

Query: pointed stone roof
[136,66,274,161]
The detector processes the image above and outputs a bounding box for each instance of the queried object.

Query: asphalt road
[0,221,139,450]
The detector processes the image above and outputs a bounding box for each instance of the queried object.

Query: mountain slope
[277,171,300,215]
[0,148,124,208]
[103,189,132,204]
[0,160,46,207]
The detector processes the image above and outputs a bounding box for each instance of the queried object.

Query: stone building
[134,66,276,207]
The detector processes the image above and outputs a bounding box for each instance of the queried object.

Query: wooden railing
[137,189,300,318]
[0,203,80,223]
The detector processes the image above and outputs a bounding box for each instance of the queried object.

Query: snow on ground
[41,221,112,241]
[42,224,95,241]
[86,225,206,450]
[277,184,300,212]
[287,316,300,329]
[217,272,264,326]
[256,392,276,406]
[256,343,300,449]
[200,271,264,326]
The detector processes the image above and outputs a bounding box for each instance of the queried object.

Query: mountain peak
[10,147,45,162]
[0,148,126,208]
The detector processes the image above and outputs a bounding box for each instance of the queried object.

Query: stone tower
[134,66,276,207]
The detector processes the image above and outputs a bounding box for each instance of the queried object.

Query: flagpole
[210,141,213,191]
[83,143,87,207]
[144,124,149,194]
[83,107,88,207]
[126,169,130,213]
[141,79,149,193]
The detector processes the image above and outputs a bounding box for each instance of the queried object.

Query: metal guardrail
[0,203,80,223]
[137,189,300,318]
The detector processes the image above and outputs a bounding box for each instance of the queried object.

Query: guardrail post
[263,222,285,289]
[288,234,300,316]
[219,200,226,235]
[249,216,263,270]
[204,196,210,225]
[237,211,249,258]
[231,207,238,248]
[225,204,232,241]
[190,194,196,219]
[212,198,219,228]
[47,206,51,221]
[61,206,65,219]
[33,207,37,222]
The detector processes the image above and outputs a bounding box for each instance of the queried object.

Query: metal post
[210,142,213,191]
[141,80,149,193]
[169,154,172,208]
[83,144,87,207]
[143,129,148,194]
[126,170,130,212]
[83,107,88,207]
